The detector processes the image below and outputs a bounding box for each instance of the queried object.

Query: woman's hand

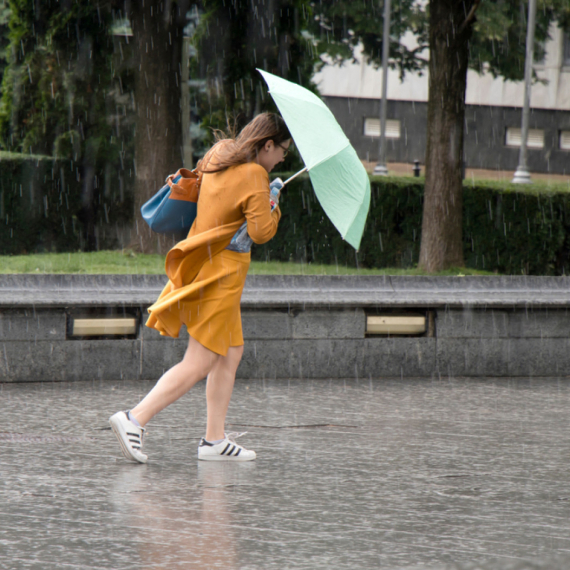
[270,178,284,204]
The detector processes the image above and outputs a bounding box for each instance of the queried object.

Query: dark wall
[464,105,570,174]
[324,96,570,175]
[324,97,428,167]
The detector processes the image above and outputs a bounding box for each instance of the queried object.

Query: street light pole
[373,0,391,176]
[512,0,537,184]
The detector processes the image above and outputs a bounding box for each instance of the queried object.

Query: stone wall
[2,295,570,381]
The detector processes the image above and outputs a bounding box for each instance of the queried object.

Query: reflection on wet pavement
[2,377,570,569]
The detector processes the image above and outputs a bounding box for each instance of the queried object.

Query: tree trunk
[418,0,475,272]
[130,0,185,254]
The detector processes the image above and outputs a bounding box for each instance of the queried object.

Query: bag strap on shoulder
[167,168,201,202]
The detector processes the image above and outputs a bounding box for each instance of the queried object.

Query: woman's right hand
[269,178,284,204]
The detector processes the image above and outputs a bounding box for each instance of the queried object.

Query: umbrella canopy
[258,69,371,250]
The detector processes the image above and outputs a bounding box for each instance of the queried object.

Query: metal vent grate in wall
[66,309,140,340]
[364,118,401,139]
[560,131,570,151]
[71,318,137,336]
[366,315,426,335]
[505,127,544,149]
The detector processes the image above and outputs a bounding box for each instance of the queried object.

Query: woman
[110,113,292,463]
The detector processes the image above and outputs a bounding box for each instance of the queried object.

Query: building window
[560,131,570,151]
[505,127,545,149]
[564,33,570,67]
[364,118,401,139]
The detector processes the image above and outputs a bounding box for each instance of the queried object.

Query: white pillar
[373,0,391,176]
[512,0,537,184]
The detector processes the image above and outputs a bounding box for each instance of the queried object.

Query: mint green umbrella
[258,69,370,250]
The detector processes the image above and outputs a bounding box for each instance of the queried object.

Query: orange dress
[146,162,281,355]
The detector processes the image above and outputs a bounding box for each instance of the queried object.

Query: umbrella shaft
[283,167,308,186]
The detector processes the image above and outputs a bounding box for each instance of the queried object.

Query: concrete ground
[2,377,570,570]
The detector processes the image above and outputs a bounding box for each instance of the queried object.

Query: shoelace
[224,431,247,444]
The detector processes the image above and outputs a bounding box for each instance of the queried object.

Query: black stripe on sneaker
[221,443,231,455]
[235,448,241,456]
[227,445,236,456]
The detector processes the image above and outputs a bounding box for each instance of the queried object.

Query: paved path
[2,377,570,569]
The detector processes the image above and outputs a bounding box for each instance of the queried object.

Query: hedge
[0,153,133,254]
[2,156,570,276]
[254,174,570,276]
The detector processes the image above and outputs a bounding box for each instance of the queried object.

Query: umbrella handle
[283,167,308,186]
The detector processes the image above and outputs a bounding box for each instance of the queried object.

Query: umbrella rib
[342,172,370,245]
[298,140,351,172]
[307,147,369,246]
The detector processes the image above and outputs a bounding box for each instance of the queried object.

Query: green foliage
[191,0,320,166]
[3,157,569,276]
[0,0,10,82]
[254,174,570,275]
[310,0,570,82]
[471,0,570,81]
[0,153,133,254]
[0,1,130,157]
[462,180,570,275]
[309,0,427,77]
[0,0,135,249]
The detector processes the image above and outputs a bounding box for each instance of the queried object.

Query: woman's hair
[196,112,291,174]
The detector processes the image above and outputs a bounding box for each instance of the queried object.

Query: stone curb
[1,274,570,308]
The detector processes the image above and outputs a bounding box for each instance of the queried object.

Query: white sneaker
[198,432,256,462]
[109,411,148,464]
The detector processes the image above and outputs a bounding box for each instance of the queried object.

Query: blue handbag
[141,168,201,233]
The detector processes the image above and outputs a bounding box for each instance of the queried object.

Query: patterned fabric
[225,221,253,253]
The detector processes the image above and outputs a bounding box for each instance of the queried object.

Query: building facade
[314,26,570,175]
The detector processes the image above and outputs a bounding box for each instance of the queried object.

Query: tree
[191,0,319,152]
[129,0,320,250]
[127,0,190,253]
[0,0,134,250]
[0,0,11,83]
[311,0,570,272]
[0,0,191,254]
[418,0,476,271]
[419,0,570,272]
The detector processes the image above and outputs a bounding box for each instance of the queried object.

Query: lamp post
[512,0,537,184]
[373,0,391,176]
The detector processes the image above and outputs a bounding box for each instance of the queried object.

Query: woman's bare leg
[130,336,219,427]
[205,345,244,441]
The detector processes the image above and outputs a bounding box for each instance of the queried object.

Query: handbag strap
[167,168,201,202]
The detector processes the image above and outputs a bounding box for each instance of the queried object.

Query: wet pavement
[2,377,570,569]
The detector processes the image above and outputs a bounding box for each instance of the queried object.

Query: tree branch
[458,0,482,34]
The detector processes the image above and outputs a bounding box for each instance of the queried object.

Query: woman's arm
[243,190,281,244]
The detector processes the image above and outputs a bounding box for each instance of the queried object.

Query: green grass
[0,250,494,276]
[0,251,165,274]
[0,150,53,160]
[463,177,570,194]
[366,174,570,194]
